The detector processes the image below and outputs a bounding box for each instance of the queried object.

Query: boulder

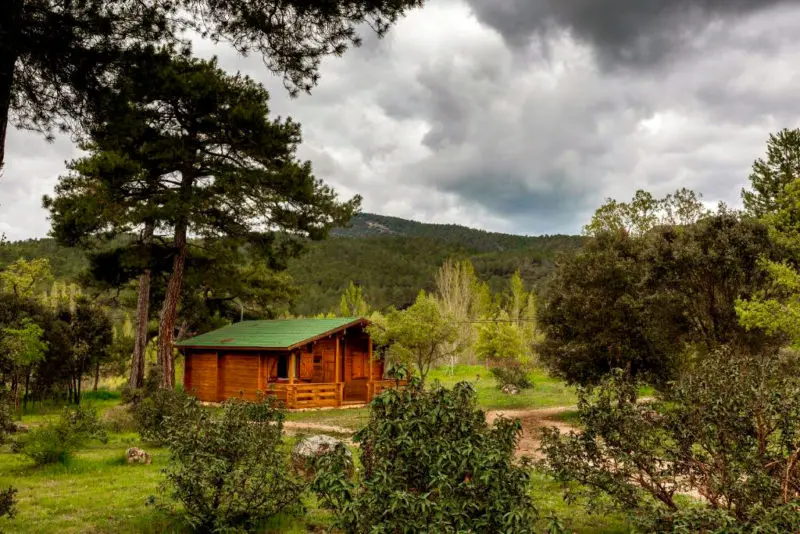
[13,423,29,434]
[126,447,152,465]
[292,435,352,478]
[501,384,520,395]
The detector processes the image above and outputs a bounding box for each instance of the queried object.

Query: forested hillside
[293,214,582,313]
[0,214,583,315]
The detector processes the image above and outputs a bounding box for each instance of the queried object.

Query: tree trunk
[157,221,188,389]
[0,0,23,172]
[23,369,30,409]
[129,222,154,390]
[93,361,100,391]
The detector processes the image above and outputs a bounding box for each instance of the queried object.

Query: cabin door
[323,360,335,383]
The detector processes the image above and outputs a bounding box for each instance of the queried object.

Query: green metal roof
[175,317,367,350]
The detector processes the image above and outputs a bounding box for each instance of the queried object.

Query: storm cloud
[465,0,794,69]
[2,0,800,239]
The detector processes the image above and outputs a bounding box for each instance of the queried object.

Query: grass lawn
[428,365,579,410]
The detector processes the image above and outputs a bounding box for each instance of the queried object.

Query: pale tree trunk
[156,221,188,389]
[129,222,154,390]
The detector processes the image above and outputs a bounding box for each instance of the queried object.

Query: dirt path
[486,406,579,459]
[282,406,583,457]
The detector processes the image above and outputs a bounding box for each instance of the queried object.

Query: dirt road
[486,406,579,458]
[282,406,581,458]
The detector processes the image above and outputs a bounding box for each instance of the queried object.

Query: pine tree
[1,0,425,170]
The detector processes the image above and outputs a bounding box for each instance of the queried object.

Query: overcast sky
[2,0,800,241]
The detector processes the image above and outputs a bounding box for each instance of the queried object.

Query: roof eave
[176,317,372,352]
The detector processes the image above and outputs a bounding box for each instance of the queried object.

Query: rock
[13,423,29,434]
[501,384,520,395]
[292,435,352,478]
[126,447,152,465]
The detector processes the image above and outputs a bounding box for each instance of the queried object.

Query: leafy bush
[17,405,107,465]
[541,349,800,532]
[490,363,533,390]
[132,386,191,445]
[313,378,539,533]
[0,486,15,520]
[160,395,304,532]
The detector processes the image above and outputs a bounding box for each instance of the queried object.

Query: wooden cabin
[176,317,402,409]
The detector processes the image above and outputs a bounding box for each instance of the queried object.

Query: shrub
[490,363,533,390]
[313,378,539,533]
[17,405,107,465]
[132,387,191,445]
[0,486,15,520]
[540,349,800,532]
[160,395,304,532]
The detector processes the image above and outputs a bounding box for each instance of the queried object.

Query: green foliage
[541,350,800,532]
[0,392,14,444]
[291,215,584,315]
[583,188,707,238]
[0,258,53,299]
[539,207,781,386]
[160,395,304,532]
[130,375,191,445]
[313,378,538,533]
[475,313,529,364]
[742,128,800,218]
[0,486,15,520]
[488,365,533,390]
[368,291,459,383]
[16,406,107,465]
[338,281,370,317]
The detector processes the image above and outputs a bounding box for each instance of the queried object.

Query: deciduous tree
[368,291,459,384]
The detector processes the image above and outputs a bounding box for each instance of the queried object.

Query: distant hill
[289,213,583,315]
[331,213,566,253]
[0,213,584,315]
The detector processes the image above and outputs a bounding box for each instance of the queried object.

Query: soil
[281,406,582,459]
[485,406,579,459]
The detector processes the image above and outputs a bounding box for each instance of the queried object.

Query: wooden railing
[368,379,407,399]
[266,379,406,409]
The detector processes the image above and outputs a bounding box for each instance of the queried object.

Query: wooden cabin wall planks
[185,352,219,402]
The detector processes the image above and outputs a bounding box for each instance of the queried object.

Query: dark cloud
[3,0,800,239]
[465,0,791,69]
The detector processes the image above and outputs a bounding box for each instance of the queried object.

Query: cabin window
[277,355,288,379]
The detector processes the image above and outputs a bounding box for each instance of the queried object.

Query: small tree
[338,281,370,317]
[368,291,458,384]
[1,318,48,409]
[160,395,304,532]
[313,379,538,533]
[475,312,533,389]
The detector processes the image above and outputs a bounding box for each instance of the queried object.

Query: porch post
[367,336,374,401]
[335,336,342,406]
[289,352,296,384]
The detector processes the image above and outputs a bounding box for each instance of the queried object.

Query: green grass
[429,365,580,410]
